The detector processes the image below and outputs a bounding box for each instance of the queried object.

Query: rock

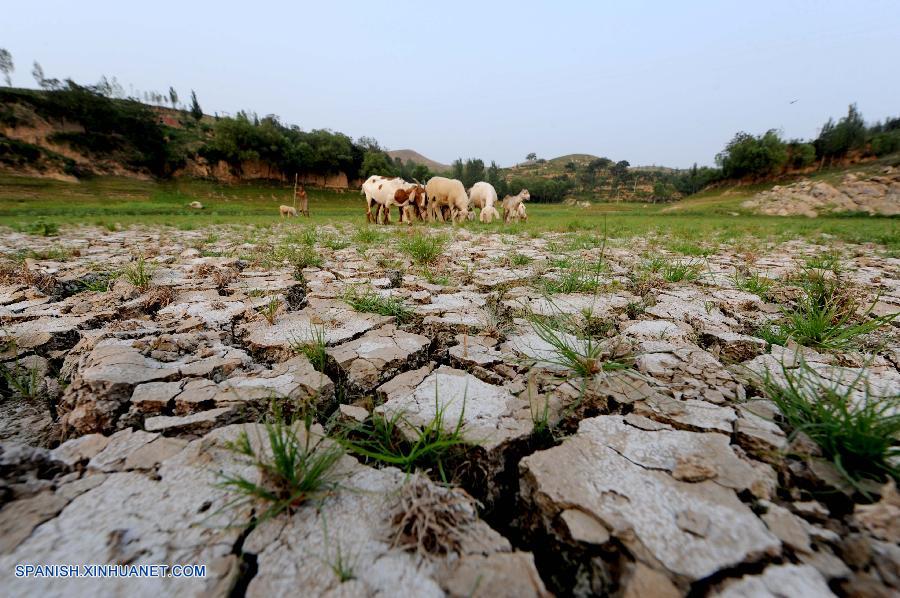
[0,424,255,596]
[633,393,736,434]
[58,335,248,436]
[0,491,69,554]
[714,564,835,597]
[520,415,780,583]
[701,329,767,362]
[241,298,392,361]
[377,366,532,453]
[0,443,70,502]
[338,403,369,423]
[734,403,787,461]
[376,365,535,506]
[327,324,430,395]
[622,319,693,342]
[144,407,236,435]
[621,562,681,598]
[854,480,900,543]
[761,501,812,553]
[50,434,111,468]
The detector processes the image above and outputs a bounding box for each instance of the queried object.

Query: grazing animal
[279,205,298,218]
[501,189,530,223]
[392,184,427,224]
[425,176,470,223]
[361,176,422,224]
[188,201,203,209]
[513,203,528,222]
[480,205,500,223]
[468,181,498,211]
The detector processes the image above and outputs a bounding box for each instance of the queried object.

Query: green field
[0,174,896,254]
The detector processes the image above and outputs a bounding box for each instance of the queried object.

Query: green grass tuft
[399,234,445,265]
[219,415,345,523]
[529,315,631,377]
[759,359,900,493]
[338,392,469,483]
[122,255,154,291]
[343,286,412,322]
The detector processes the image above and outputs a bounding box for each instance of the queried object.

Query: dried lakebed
[1,224,899,597]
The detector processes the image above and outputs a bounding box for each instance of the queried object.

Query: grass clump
[258,296,282,325]
[219,413,345,523]
[291,325,328,372]
[399,234,445,265]
[338,392,469,483]
[343,286,412,322]
[760,271,897,350]
[529,316,631,377]
[278,244,322,270]
[19,218,59,237]
[659,259,703,282]
[122,255,155,291]
[322,233,351,251]
[0,348,44,401]
[353,227,385,246]
[510,253,533,266]
[389,475,478,557]
[759,359,900,493]
[542,258,606,294]
[732,269,775,298]
[422,266,450,286]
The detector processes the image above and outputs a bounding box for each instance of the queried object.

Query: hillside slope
[386,149,449,172]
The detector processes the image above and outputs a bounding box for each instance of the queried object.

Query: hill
[386,149,449,172]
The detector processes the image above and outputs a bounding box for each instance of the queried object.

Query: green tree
[716,130,787,179]
[786,140,816,169]
[189,90,203,121]
[611,160,630,179]
[0,48,13,86]
[815,104,866,163]
[359,151,397,179]
[168,86,179,109]
[525,152,537,161]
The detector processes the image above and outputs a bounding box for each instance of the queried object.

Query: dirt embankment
[742,167,900,217]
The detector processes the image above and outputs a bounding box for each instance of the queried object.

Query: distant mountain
[386,149,450,172]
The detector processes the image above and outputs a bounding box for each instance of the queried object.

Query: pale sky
[3,0,898,168]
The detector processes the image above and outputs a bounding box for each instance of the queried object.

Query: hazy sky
[3,1,898,167]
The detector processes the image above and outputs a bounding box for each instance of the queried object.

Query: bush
[815,104,867,162]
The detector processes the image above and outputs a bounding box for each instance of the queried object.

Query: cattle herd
[361,175,530,225]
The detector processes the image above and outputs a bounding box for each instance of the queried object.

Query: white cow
[425,176,469,223]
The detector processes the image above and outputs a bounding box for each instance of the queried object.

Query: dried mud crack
[1,224,898,597]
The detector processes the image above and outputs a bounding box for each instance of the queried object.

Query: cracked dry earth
[1,224,898,597]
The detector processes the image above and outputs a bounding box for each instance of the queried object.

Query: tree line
[715,104,899,181]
